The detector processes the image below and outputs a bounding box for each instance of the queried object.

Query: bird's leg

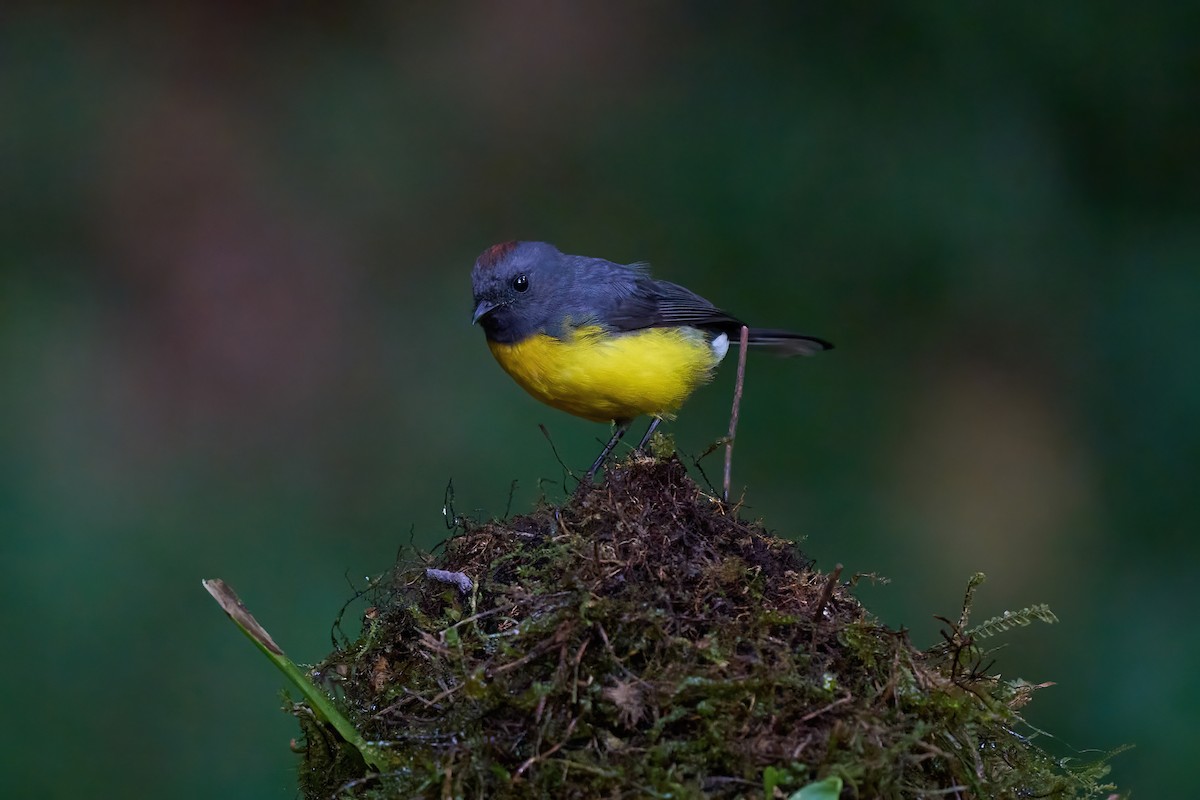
[584,420,631,483]
[635,417,663,453]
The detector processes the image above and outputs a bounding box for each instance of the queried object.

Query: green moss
[296,455,1123,799]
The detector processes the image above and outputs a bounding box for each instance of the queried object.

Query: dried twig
[723,325,750,502]
[811,563,844,647]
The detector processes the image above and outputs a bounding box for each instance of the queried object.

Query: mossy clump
[297,455,1119,799]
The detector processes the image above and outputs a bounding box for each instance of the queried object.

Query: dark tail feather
[742,327,833,356]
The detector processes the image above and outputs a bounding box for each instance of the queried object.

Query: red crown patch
[478,241,519,269]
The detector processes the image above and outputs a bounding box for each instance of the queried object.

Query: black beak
[472,299,499,325]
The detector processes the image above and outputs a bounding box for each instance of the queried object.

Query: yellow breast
[487,325,722,422]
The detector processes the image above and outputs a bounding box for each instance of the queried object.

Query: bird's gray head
[471,241,574,343]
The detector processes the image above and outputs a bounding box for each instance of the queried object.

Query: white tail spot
[711,332,730,361]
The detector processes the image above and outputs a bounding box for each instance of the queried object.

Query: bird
[470,241,831,479]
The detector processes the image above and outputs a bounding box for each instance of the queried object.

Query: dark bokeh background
[3,3,1195,797]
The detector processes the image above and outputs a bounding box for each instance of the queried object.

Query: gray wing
[566,257,833,355]
[604,275,746,333]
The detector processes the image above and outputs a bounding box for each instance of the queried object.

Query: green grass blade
[202,578,388,771]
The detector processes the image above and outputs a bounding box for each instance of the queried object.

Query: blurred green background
[2,3,1195,797]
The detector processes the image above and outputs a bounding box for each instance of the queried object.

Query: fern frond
[967,604,1059,640]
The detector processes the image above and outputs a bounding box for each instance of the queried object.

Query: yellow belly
[487,325,720,422]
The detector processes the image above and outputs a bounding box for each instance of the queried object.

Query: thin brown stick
[799,693,853,722]
[513,716,580,779]
[811,563,844,647]
[723,325,750,502]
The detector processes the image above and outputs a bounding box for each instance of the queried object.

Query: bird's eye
[511,273,529,293]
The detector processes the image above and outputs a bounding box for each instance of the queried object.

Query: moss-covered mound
[298,455,1117,799]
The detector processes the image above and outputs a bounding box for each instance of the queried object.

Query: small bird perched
[471,241,831,479]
